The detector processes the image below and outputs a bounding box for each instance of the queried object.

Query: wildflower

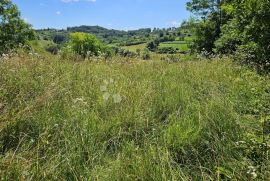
[73,97,87,105]
[100,85,107,92]
[103,92,110,101]
[247,166,257,179]
[109,78,114,83]
[103,79,109,85]
[113,93,122,103]
[235,141,245,146]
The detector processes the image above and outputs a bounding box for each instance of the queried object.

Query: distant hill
[36,26,154,46]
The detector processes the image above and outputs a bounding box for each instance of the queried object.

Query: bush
[146,39,160,51]
[158,47,177,54]
[68,32,103,58]
[142,48,151,60]
[214,20,242,54]
[46,44,60,55]
[102,46,114,60]
[53,34,67,45]
[234,42,270,72]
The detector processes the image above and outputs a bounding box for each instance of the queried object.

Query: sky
[12,0,191,30]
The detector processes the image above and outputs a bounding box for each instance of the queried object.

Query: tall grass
[0,54,269,180]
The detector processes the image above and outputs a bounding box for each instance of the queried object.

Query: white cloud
[61,0,96,3]
[56,11,61,15]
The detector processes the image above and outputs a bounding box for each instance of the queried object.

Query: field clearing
[122,43,147,52]
[159,41,189,51]
[0,55,269,180]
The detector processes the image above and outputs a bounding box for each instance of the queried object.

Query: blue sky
[12,0,191,30]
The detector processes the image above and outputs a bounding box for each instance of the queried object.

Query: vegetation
[1,54,269,180]
[187,0,270,72]
[0,0,270,180]
[0,0,35,54]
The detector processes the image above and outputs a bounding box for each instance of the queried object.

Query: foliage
[146,39,160,51]
[53,34,67,45]
[142,48,151,60]
[219,0,270,71]
[187,0,270,71]
[157,47,177,54]
[67,32,103,58]
[0,0,35,54]
[46,44,60,55]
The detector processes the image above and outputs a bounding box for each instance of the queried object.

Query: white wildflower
[103,79,109,85]
[113,93,122,103]
[100,85,107,92]
[73,97,87,105]
[103,92,110,101]
[109,78,114,83]
[247,166,257,179]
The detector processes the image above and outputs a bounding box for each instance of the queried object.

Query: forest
[0,0,269,180]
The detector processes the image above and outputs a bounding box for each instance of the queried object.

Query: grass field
[0,54,269,180]
[159,41,189,52]
[122,43,147,52]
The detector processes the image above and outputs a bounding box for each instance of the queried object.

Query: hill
[36,26,155,46]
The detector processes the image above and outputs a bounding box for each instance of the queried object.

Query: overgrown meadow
[0,53,269,180]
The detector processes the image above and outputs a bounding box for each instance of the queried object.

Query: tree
[219,0,270,71]
[67,32,108,58]
[0,0,35,54]
[187,0,270,71]
[146,39,160,51]
[186,0,232,53]
[53,34,67,44]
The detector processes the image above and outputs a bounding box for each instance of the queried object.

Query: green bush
[142,48,151,60]
[46,44,60,55]
[214,20,242,54]
[68,32,103,58]
[158,47,177,54]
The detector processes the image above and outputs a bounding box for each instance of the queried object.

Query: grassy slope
[0,55,269,180]
[122,43,147,52]
[159,41,189,52]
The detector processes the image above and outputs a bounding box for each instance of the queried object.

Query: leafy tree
[146,39,160,51]
[216,0,270,71]
[186,0,232,53]
[68,32,103,58]
[53,34,67,44]
[187,0,270,71]
[0,0,35,54]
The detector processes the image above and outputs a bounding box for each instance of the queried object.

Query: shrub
[68,32,103,58]
[102,46,114,60]
[142,48,151,60]
[146,39,160,51]
[158,47,177,54]
[234,42,270,72]
[46,44,60,55]
[214,20,242,54]
[53,34,67,45]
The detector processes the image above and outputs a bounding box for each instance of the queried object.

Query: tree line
[186,0,270,72]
